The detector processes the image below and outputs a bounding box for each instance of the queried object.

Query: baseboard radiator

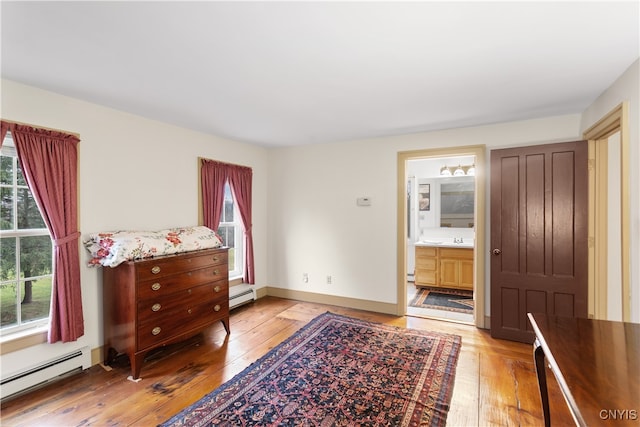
[1,346,91,400]
[229,283,256,309]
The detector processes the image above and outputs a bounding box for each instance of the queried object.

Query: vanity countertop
[415,240,474,249]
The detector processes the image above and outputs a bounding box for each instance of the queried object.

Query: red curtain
[201,159,255,284]
[8,122,84,343]
[228,164,255,284]
[201,159,229,235]
[0,121,10,145]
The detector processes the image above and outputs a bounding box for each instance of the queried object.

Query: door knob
[492,248,502,255]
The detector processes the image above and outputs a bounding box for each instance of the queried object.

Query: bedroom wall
[580,59,640,323]
[267,114,583,314]
[0,79,269,378]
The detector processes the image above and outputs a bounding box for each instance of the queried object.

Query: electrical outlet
[326,275,332,284]
[303,273,309,283]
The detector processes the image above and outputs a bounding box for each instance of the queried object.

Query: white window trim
[219,183,244,280]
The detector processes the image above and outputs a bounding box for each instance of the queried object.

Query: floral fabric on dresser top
[84,226,223,267]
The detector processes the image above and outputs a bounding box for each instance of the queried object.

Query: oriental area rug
[160,312,461,427]
[410,287,474,314]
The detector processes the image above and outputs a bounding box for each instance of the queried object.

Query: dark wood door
[490,141,588,343]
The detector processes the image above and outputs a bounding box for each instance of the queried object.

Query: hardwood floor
[1,296,574,426]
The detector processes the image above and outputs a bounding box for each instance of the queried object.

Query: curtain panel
[200,159,255,284]
[1,121,10,145]
[227,164,255,284]
[1,120,84,343]
[201,159,227,234]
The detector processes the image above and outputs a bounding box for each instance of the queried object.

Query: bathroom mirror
[439,177,475,228]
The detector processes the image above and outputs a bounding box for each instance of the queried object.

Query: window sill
[229,276,243,286]
[0,326,48,355]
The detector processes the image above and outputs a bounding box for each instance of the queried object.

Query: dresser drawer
[137,281,228,324]
[137,265,228,300]
[137,299,229,350]
[136,250,228,281]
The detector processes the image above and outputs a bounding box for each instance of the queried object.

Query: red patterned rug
[160,312,461,426]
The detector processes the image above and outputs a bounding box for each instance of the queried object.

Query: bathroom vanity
[415,242,473,290]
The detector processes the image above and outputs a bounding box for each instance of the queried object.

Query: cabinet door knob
[151,266,161,274]
[492,248,502,255]
[151,282,161,291]
[152,327,161,335]
[152,303,161,312]
[214,304,221,312]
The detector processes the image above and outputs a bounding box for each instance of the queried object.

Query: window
[0,132,53,334]
[217,183,244,279]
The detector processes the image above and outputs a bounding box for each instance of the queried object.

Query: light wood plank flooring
[0,296,573,426]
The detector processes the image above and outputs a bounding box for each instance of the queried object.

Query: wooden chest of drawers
[102,248,229,379]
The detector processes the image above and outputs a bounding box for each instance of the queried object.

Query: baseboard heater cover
[229,283,256,309]
[1,346,91,400]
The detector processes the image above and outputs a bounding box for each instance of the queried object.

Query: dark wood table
[528,313,639,427]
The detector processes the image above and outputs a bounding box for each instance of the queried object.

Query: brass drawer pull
[152,327,161,335]
[151,282,161,291]
[214,304,221,312]
[188,309,192,314]
[151,266,161,274]
[214,286,221,293]
[212,256,219,262]
[152,303,161,312]
[187,289,192,295]
[213,269,220,276]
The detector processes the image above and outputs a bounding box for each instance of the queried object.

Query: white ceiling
[1,1,638,147]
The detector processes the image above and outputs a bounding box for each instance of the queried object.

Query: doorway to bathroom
[397,146,486,328]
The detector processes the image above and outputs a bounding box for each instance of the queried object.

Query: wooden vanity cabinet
[439,248,474,290]
[102,247,229,379]
[415,246,438,286]
[415,246,473,290]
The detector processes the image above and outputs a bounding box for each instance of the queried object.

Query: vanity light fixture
[441,163,475,176]
[440,165,452,176]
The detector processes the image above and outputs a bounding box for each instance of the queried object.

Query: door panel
[491,141,588,343]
